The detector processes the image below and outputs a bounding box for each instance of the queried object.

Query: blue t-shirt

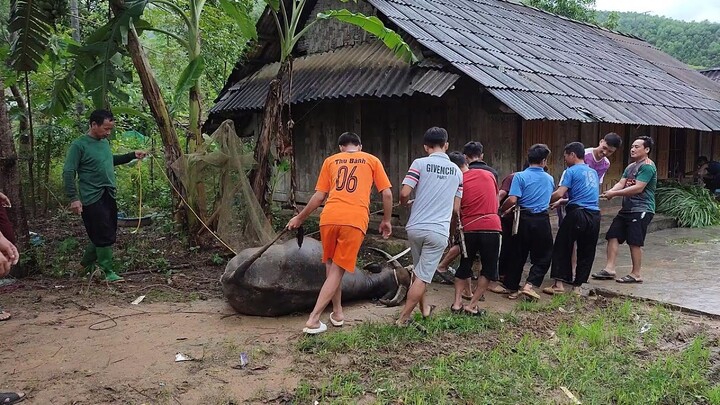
[509,166,554,213]
[560,163,600,211]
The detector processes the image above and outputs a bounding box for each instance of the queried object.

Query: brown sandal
[542,287,565,295]
[489,284,510,294]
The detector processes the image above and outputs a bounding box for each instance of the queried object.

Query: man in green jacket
[63,109,146,282]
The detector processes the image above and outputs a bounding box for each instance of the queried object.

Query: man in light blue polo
[499,144,555,300]
[396,127,462,326]
[549,142,601,295]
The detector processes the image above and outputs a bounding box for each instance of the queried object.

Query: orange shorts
[319,224,365,273]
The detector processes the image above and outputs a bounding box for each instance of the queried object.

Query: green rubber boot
[79,243,97,276]
[96,246,124,282]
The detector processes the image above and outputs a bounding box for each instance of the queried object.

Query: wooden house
[206,0,720,202]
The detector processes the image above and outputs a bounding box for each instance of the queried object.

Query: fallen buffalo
[221,237,412,316]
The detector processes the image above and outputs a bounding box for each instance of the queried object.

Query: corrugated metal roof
[208,42,460,113]
[366,0,720,131]
[701,68,720,82]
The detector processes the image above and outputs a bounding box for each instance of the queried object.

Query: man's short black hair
[697,156,709,166]
[564,142,585,160]
[89,109,114,126]
[637,136,654,152]
[462,141,484,158]
[424,127,448,148]
[338,132,361,146]
[527,143,550,164]
[603,132,622,148]
[448,151,466,167]
[522,161,548,172]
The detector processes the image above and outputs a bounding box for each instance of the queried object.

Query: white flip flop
[302,321,328,335]
[329,312,344,327]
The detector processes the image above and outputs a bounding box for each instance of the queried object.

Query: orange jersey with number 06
[316,151,392,233]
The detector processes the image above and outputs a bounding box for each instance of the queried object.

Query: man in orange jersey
[287,132,393,334]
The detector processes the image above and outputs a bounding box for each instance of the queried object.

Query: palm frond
[656,182,720,228]
[8,0,53,71]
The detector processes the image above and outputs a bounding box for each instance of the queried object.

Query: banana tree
[147,0,204,148]
[224,0,417,214]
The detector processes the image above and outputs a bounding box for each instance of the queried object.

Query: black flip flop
[0,392,26,404]
[591,269,616,280]
[616,275,643,284]
[450,305,462,314]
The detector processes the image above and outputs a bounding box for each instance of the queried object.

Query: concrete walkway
[587,226,720,316]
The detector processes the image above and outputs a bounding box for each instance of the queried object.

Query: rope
[304,202,403,238]
[149,155,238,256]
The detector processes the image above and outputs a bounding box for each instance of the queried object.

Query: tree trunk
[9,85,28,136]
[111,0,187,225]
[69,0,81,41]
[43,132,52,212]
[9,83,35,216]
[69,0,85,116]
[252,63,289,214]
[0,78,31,276]
[23,73,37,217]
[189,82,208,226]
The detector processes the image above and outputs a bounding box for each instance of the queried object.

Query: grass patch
[144,288,200,303]
[289,299,720,404]
[515,292,578,312]
[298,310,508,354]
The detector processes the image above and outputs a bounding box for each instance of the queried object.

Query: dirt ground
[1,219,719,404]
[0,276,522,404]
[3,279,719,404]
[0,217,443,404]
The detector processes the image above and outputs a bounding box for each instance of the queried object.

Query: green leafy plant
[656,181,720,228]
[8,0,53,71]
[210,253,225,265]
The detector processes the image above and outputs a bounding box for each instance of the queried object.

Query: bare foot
[422,304,436,318]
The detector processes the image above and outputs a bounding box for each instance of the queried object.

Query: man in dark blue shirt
[499,144,555,299]
[548,142,601,295]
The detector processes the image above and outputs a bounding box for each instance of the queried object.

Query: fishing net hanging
[171,120,276,251]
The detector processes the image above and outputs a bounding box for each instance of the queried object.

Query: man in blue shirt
[548,142,601,295]
[499,144,555,299]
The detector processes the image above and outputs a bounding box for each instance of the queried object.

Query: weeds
[290,299,719,405]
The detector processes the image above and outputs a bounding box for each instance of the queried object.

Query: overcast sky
[595,0,720,23]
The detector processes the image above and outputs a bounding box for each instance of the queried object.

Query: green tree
[241,0,417,214]
[524,0,619,30]
[596,11,720,68]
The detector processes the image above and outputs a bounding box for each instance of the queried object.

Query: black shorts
[455,231,500,281]
[81,189,118,248]
[605,212,654,247]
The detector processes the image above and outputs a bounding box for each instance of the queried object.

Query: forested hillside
[597,11,720,69]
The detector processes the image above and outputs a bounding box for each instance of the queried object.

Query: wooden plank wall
[699,132,713,160]
[284,92,707,203]
[288,87,521,203]
[686,130,697,175]
[521,120,560,179]
[298,0,374,55]
[655,127,670,179]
